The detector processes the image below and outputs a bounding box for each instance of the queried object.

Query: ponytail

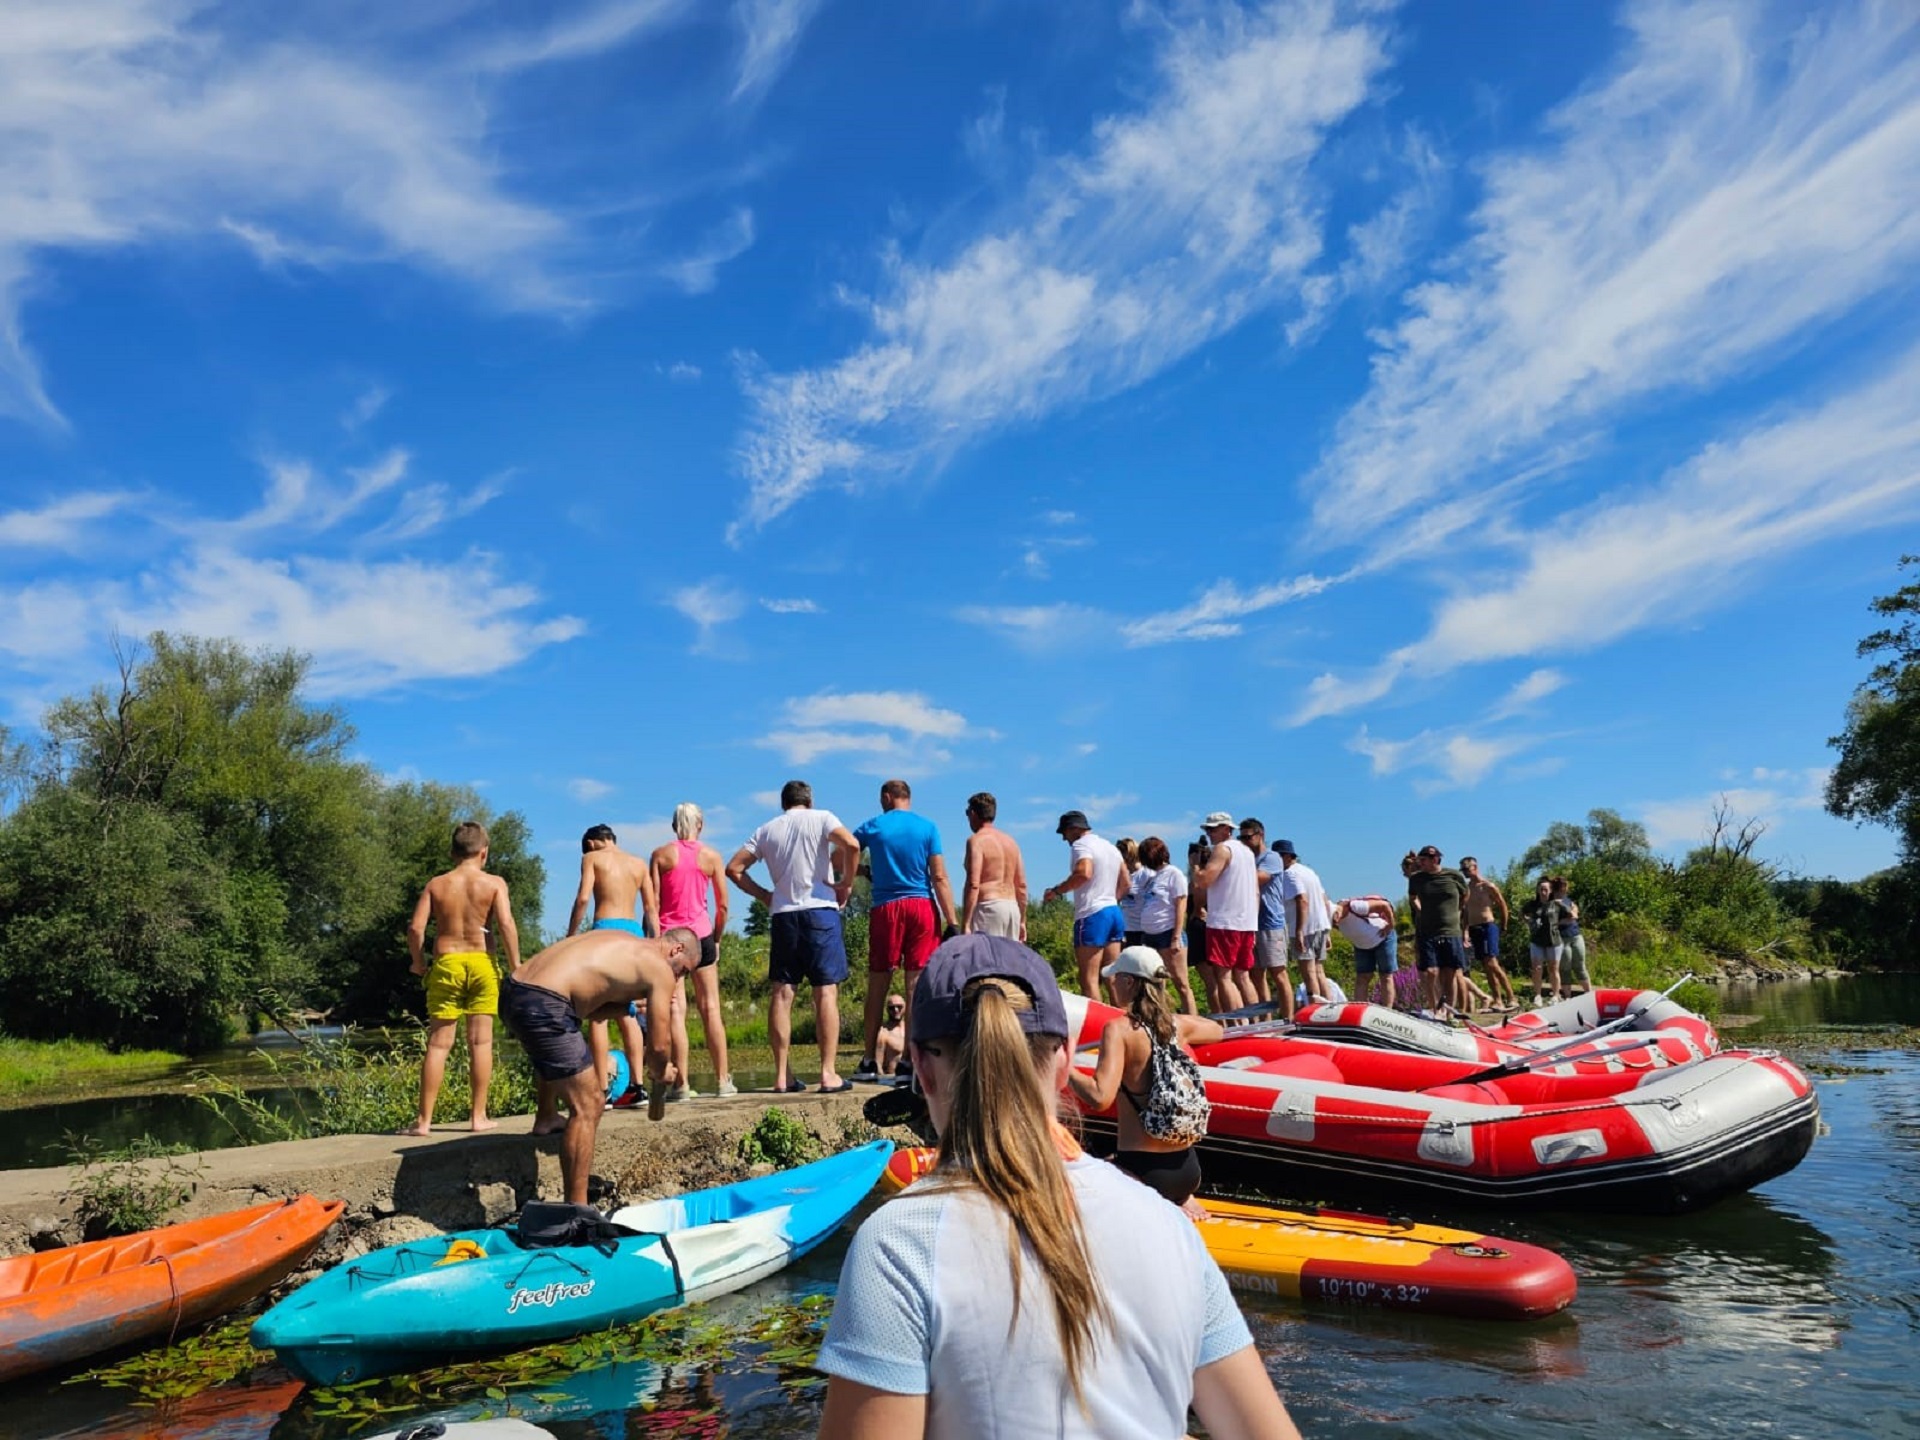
[930,978,1110,1404]
[1125,973,1177,1048]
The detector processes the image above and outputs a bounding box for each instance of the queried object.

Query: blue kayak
[253,1140,891,1385]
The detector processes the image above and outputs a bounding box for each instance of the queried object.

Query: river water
[9,976,1918,1439]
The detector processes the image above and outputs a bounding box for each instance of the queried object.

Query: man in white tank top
[1191,812,1258,1011]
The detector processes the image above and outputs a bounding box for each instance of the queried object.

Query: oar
[1442,977,1694,1086]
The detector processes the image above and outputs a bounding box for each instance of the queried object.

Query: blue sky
[2,0,1917,932]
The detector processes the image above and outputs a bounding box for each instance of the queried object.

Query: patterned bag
[1138,1030,1211,1146]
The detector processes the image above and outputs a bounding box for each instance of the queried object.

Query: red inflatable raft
[1062,995,1814,1214]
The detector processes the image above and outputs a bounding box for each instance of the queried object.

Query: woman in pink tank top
[648,803,731,1097]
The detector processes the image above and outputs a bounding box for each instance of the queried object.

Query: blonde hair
[1122,971,1177,1047]
[927,977,1110,1405]
[671,802,704,840]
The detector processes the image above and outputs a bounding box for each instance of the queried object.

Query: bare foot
[1181,1197,1210,1222]
[395,1121,432,1137]
[530,1119,569,1136]
[469,1118,498,1133]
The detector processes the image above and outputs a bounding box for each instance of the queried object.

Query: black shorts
[1110,1148,1203,1207]
[698,934,718,969]
[770,909,850,988]
[501,979,592,1081]
[1124,930,1147,948]
[1141,929,1177,951]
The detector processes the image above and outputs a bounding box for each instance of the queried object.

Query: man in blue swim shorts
[1042,810,1126,1000]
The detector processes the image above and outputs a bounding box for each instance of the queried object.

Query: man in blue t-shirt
[852,779,958,1079]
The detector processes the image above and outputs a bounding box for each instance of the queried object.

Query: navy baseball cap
[910,933,1070,1043]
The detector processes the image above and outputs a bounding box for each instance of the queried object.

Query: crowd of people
[395,790,1599,1242]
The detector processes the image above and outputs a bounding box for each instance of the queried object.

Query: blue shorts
[1073,906,1127,950]
[1354,929,1399,975]
[1417,933,1467,972]
[593,917,646,936]
[769,909,849,988]
[1468,922,1501,962]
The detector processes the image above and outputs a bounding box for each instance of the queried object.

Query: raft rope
[158,1251,184,1346]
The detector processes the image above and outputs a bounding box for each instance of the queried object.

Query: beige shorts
[968,898,1023,939]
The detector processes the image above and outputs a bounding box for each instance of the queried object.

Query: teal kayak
[253,1140,890,1385]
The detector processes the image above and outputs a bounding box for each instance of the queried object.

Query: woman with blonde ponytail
[1069,945,1224,1213]
[818,934,1298,1440]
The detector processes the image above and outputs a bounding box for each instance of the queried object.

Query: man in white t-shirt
[1333,895,1400,1008]
[726,779,859,1093]
[1041,810,1124,999]
[1237,818,1294,1019]
[1192,812,1258,1012]
[1276,840,1334,1004]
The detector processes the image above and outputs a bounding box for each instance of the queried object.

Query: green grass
[0,1036,184,1097]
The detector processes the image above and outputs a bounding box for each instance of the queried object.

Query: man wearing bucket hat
[1191,812,1258,1012]
[818,931,1298,1439]
[1042,810,1126,1000]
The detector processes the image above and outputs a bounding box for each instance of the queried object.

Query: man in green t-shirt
[1406,845,1470,1016]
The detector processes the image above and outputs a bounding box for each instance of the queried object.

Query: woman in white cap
[817,934,1297,1440]
[1068,945,1224,1214]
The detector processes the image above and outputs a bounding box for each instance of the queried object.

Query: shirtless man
[1463,856,1518,1011]
[502,927,700,1204]
[874,993,908,1075]
[960,791,1027,939]
[567,824,655,1106]
[401,821,521,1136]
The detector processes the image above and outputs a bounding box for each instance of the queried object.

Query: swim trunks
[424,952,499,1020]
[1418,933,1468,972]
[869,896,937,973]
[593,917,646,936]
[1206,929,1256,971]
[501,978,592,1080]
[770,909,850,988]
[1468,922,1501,962]
[968,898,1022,939]
[1073,906,1127,950]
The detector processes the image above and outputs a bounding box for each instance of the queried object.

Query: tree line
[0,636,543,1050]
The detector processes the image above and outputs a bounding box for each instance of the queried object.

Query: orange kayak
[0,1194,343,1382]
[877,1148,1575,1321]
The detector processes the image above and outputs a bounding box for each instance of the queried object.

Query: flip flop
[818,1079,855,1094]
[774,1078,806,1093]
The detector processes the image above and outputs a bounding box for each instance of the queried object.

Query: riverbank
[0,1037,185,1100]
[0,1087,900,1270]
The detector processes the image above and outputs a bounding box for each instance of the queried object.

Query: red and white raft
[1063,995,1815,1214]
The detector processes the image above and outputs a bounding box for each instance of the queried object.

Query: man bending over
[502,927,701,1205]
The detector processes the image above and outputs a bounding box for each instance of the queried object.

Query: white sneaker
[714,1078,739,1098]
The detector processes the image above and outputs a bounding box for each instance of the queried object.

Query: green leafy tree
[1519,809,1652,874]
[1828,555,1920,860]
[744,898,771,937]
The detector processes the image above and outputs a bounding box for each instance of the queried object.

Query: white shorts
[968,898,1022,939]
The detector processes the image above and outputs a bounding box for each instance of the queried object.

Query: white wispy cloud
[366,471,513,546]
[567,777,615,804]
[340,385,391,432]
[1297,339,1920,720]
[954,602,1113,654]
[1488,668,1568,720]
[659,207,756,296]
[668,581,749,653]
[1638,768,1830,851]
[760,688,979,775]
[1348,723,1534,795]
[730,0,826,105]
[471,0,696,73]
[0,491,136,549]
[781,691,966,738]
[760,597,821,614]
[729,0,1392,538]
[117,547,584,696]
[203,450,415,539]
[1308,0,1920,545]
[1124,571,1342,646]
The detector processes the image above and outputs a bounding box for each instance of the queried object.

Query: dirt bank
[0,1088,914,1270]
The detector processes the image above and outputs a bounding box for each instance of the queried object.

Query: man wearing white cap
[1190,812,1257,1012]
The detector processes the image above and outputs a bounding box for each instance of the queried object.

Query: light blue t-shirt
[854,809,944,907]
[1256,850,1289,933]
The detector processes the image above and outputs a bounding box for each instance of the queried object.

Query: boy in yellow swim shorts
[402,820,521,1136]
